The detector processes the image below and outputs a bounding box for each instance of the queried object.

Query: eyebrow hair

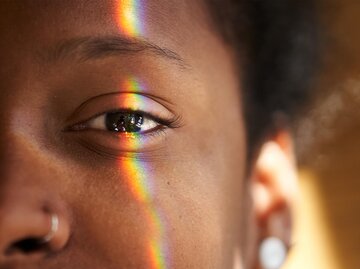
[43,35,188,68]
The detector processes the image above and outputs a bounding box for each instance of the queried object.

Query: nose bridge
[0,128,51,215]
[0,82,60,203]
[0,128,49,192]
[0,123,59,221]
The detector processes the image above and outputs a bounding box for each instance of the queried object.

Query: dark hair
[206,0,319,156]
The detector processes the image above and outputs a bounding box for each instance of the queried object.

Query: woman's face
[0,0,252,268]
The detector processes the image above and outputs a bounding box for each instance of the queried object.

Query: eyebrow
[43,35,188,68]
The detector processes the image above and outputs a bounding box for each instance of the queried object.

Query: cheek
[61,136,246,269]
[152,114,246,267]
[57,164,156,268]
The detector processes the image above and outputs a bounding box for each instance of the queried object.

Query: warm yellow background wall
[285,0,360,268]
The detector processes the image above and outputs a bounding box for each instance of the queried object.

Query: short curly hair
[206,0,319,155]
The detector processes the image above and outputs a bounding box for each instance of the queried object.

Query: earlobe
[250,131,298,268]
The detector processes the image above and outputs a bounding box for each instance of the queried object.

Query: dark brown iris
[105,112,144,133]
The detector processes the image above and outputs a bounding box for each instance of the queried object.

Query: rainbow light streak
[118,77,169,269]
[116,0,144,37]
[123,77,145,94]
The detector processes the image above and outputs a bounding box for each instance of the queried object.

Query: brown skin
[0,1,296,269]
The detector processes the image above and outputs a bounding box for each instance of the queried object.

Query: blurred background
[285,0,360,268]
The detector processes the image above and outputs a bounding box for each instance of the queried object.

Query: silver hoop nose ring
[41,213,59,244]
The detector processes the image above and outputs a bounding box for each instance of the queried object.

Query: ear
[250,131,298,266]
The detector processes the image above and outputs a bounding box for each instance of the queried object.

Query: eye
[88,110,160,134]
[64,92,182,154]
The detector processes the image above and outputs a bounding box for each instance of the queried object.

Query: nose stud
[40,213,59,244]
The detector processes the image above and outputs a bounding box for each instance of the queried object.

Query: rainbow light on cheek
[118,77,169,269]
[116,0,144,37]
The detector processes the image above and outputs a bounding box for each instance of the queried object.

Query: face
[0,1,249,268]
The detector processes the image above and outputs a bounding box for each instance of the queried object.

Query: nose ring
[41,213,59,243]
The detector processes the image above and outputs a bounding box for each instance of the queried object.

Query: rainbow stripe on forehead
[117,0,144,37]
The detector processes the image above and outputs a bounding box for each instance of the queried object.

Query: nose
[0,198,69,265]
[0,134,71,266]
[1,207,49,257]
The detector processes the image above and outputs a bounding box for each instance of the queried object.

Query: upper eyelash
[116,109,180,129]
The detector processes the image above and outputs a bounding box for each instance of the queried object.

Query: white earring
[259,237,287,269]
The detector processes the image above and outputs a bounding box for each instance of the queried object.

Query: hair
[206,0,319,157]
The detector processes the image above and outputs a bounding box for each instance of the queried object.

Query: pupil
[105,112,144,133]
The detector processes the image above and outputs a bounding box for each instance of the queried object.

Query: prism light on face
[118,76,169,269]
[116,0,144,37]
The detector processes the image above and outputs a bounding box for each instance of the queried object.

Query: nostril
[0,210,70,263]
[5,237,47,256]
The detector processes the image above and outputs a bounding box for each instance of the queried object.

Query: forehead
[0,0,238,113]
[0,0,208,53]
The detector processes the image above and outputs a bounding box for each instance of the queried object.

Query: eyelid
[65,92,177,130]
